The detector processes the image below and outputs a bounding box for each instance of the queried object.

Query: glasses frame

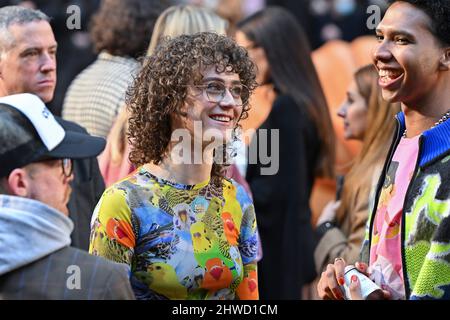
[61,158,73,178]
[30,157,73,178]
[190,81,250,106]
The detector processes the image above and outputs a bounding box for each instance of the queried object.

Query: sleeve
[103,263,136,300]
[314,185,370,273]
[89,186,136,267]
[235,184,259,300]
[410,215,450,300]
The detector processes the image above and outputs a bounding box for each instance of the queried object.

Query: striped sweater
[62,51,139,138]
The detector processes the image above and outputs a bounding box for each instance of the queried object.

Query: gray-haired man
[0,5,105,250]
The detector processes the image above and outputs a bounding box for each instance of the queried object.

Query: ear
[6,168,31,197]
[0,55,3,78]
[438,47,450,71]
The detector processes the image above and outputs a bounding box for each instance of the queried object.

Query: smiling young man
[317,0,450,300]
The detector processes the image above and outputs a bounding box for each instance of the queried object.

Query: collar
[396,112,450,167]
[98,51,139,68]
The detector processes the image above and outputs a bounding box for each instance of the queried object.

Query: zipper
[400,136,423,299]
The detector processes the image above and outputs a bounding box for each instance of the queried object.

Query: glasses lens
[205,82,225,103]
[202,82,248,106]
[230,86,242,98]
[62,158,72,177]
[238,85,249,105]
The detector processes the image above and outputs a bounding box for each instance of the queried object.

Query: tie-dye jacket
[361,112,450,300]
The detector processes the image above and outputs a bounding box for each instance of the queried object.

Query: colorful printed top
[369,135,420,299]
[89,166,259,300]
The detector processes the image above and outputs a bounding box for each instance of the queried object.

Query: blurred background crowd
[0,0,393,299]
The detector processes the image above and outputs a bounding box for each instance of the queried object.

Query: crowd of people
[0,0,449,301]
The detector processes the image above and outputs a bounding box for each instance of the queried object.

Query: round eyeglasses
[61,158,73,178]
[192,81,249,106]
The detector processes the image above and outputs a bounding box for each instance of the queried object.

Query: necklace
[402,109,450,138]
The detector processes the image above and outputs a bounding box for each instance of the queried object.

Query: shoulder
[96,169,159,212]
[223,178,253,209]
[270,94,311,128]
[54,116,88,133]
[272,94,299,112]
[56,247,133,298]
[59,247,128,272]
[21,246,130,279]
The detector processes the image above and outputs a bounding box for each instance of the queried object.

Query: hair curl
[90,0,171,58]
[126,32,257,183]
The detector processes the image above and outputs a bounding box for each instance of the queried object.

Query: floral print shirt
[89,167,259,300]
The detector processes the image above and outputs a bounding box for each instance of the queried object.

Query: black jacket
[56,117,105,250]
[246,94,319,299]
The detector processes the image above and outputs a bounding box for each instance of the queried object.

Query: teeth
[379,69,402,79]
[211,115,231,122]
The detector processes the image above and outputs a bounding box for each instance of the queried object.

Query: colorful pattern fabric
[369,136,419,299]
[361,112,450,300]
[89,167,259,300]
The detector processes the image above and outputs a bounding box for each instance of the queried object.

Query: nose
[219,88,238,108]
[337,103,347,118]
[40,52,56,73]
[372,40,392,64]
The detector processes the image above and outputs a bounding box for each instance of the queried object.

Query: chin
[381,90,401,103]
[37,90,55,103]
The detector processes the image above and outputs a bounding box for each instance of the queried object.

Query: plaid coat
[0,246,135,300]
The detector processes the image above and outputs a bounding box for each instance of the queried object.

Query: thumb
[349,275,363,300]
[355,261,369,276]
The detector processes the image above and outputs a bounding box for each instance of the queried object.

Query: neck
[145,143,214,185]
[0,84,9,97]
[402,78,450,137]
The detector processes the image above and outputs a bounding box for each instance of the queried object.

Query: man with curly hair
[89,32,260,300]
[318,0,450,300]
[62,0,171,138]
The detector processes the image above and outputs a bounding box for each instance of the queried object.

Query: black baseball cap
[0,93,106,178]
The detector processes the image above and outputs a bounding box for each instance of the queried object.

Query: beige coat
[314,164,383,274]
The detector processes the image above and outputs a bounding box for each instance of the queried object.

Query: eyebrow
[21,43,58,52]
[376,28,415,39]
[202,77,241,85]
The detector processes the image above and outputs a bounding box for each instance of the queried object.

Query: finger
[334,257,346,286]
[348,275,363,300]
[325,264,344,300]
[382,290,392,300]
[355,261,369,275]
[318,271,334,300]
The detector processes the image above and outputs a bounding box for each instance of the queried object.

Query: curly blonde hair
[126,32,257,182]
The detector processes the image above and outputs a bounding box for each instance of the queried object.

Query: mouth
[209,114,234,124]
[378,68,404,90]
